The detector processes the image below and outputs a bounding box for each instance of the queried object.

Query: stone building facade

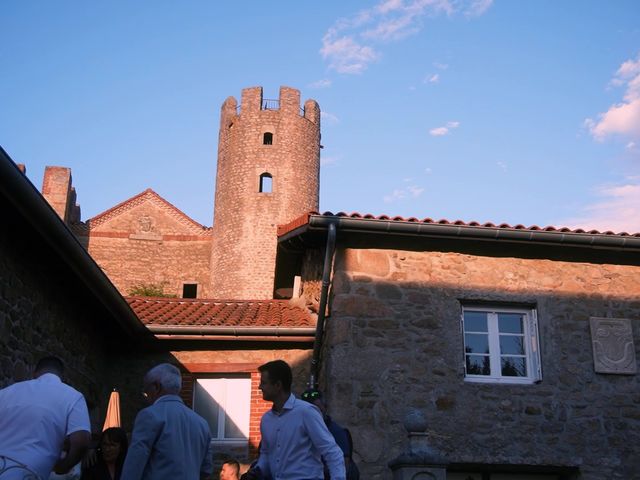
[278,212,640,479]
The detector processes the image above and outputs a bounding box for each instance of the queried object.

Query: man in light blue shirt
[0,356,90,480]
[244,360,345,480]
[120,363,213,480]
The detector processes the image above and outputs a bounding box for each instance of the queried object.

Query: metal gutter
[309,222,337,388]
[153,335,314,342]
[304,215,640,250]
[146,325,316,337]
[0,147,153,341]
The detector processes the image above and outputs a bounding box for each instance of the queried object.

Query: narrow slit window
[263,132,273,145]
[259,173,273,193]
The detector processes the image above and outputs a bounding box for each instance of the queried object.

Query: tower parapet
[211,86,320,299]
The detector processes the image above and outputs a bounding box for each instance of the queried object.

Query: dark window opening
[182,283,197,298]
[259,173,273,193]
[263,132,273,145]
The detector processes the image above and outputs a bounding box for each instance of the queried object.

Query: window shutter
[529,309,542,382]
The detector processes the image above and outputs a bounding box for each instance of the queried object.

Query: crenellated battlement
[222,86,319,124]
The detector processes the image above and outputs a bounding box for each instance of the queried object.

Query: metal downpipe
[309,222,337,388]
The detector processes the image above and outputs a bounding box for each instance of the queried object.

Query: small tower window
[182,283,197,298]
[263,132,273,145]
[259,173,273,193]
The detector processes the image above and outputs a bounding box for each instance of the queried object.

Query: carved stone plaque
[590,317,637,374]
[129,215,162,241]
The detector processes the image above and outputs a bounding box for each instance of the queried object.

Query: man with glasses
[242,360,345,480]
[121,363,212,480]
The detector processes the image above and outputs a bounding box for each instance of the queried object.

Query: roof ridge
[87,189,210,233]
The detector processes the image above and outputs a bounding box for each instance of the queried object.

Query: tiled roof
[278,212,640,237]
[127,296,316,328]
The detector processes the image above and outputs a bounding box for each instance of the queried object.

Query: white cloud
[586,52,640,142]
[320,155,339,166]
[424,73,440,83]
[384,188,407,203]
[383,183,425,203]
[321,0,492,74]
[407,185,425,197]
[558,179,640,234]
[465,0,494,17]
[433,62,449,70]
[424,167,432,174]
[376,0,404,14]
[430,127,449,136]
[429,120,460,136]
[497,161,507,172]
[321,111,340,125]
[320,33,379,74]
[308,79,332,89]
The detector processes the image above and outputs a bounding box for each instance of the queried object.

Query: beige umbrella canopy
[102,388,121,431]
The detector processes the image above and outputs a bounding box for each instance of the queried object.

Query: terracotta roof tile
[126,296,316,328]
[278,212,640,238]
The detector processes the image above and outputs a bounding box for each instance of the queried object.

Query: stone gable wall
[321,247,640,480]
[81,198,212,297]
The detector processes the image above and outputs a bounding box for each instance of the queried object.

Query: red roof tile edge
[125,296,316,329]
[277,212,640,238]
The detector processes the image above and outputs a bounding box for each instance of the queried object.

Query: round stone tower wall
[210,86,320,299]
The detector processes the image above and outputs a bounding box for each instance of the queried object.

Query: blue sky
[2,1,639,233]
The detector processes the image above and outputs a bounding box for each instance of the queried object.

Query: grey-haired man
[121,363,213,480]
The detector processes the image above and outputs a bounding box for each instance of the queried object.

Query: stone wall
[321,247,640,480]
[41,166,80,223]
[1,203,117,434]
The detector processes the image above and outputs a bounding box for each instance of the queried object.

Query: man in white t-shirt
[0,356,91,480]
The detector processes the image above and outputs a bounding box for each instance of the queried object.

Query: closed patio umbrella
[102,388,121,431]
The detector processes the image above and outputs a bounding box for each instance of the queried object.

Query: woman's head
[100,427,128,465]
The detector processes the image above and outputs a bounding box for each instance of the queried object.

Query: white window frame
[461,305,542,384]
[192,376,251,444]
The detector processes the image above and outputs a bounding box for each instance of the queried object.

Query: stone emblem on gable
[130,214,162,241]
[590,317,637,374]
[138,215,155,234]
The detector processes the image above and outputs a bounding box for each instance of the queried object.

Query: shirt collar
[153,394,184,405]
[37,372,62,382]
[272,393,296,415]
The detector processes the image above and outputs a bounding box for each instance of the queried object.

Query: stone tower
[210,86,321,299]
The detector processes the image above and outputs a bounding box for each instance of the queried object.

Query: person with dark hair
[301,389,360,480]
[219,458,240,480]
[242,360,345,480]
[120,363,213,480]
[81,428,128,480]
[0,355,91,480]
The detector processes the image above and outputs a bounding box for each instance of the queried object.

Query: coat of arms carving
[590,317,637,374]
